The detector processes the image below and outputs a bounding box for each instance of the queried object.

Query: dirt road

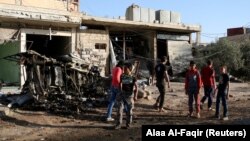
[0,82,250,141]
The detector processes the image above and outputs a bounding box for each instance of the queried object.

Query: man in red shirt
[106,60,124,121]
[185,61,202,118]
[200,60,216,111]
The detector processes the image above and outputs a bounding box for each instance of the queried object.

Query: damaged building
[0,1,201,87]
[0,1,201,111]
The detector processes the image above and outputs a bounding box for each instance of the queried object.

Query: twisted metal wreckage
[2,50,113,114]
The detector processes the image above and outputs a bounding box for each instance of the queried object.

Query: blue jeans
[106,86,120,118]
[215,89,228,117]
[201,86,213,108]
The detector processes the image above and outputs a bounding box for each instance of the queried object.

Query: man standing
[200,60,216,111]
[215,66,230,120]
[153,56,171,112]
[185,61,202,118]
[114,63,138,129]
[106,60,124,122]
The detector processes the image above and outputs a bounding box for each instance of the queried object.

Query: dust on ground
[0,82,250,141]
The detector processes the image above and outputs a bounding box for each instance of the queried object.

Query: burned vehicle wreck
[2,50,110,114]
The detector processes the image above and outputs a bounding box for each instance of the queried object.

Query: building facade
[0,1,201,86]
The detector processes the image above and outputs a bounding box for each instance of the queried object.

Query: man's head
[189,60,196,70]
[116,60,124,68]
[160,56,167,63]
[207,60,213,67]
[124,62,133,75]
[220,65,227,74]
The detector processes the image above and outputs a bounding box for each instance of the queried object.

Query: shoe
[222,117,229,121]
[125,124,130,129]
[159,108,166,113]
[114,124,121,130]
[208,107,215,111]
[214,115,220,119]
[153,103,159,109]
[106,117,115,122]
[187,113,193,117]
[196,113,200,118]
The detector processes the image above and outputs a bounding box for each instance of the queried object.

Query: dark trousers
[156,84,166,109]
[188,88,200,114]
[215,89,228,117]
[116,95,134,126]
[201,86,213,108]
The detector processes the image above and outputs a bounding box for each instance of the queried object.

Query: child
[215,66,230,120]
[114,63,138,129]
[185,61,202,118]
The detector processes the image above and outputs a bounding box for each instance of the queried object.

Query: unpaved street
[0,82,250,141]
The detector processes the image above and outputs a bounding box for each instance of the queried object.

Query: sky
[80,0,250,43]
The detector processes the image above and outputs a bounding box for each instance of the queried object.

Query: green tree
[194,39,243,76]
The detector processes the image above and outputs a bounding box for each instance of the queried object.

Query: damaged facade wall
[168,40,192,74]
[1,0,79,12]
[77,29,109,76]
[0,28,18,44]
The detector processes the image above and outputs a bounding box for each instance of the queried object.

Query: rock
[137,88,146,98]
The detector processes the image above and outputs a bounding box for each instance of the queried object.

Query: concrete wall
[77,29,109,76]
[168,40,192,74]
[0,0,79,12]
[1,0,16,5]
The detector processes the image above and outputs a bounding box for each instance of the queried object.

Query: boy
[114,63,138,129]
[215,66,230,120]
[185,61,202,118]
[200,60,216,111]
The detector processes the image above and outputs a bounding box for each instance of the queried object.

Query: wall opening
[157,39,168,59]
[26,35,71,58]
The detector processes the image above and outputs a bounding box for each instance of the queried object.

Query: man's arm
[164,71,170,88]
[226,79,230,99]
[212,69,217,89]
[134,81,138,101]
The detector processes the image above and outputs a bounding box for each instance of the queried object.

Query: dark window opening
[26,34,71,58]
[95,43,106,50]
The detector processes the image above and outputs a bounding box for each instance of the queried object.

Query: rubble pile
[0,50,110,114]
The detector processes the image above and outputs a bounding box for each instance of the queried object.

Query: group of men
[105,56,230,130]
[184,60,230,120]
[153,56,230,120]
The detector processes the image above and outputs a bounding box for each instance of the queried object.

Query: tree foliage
[194,39,245,79]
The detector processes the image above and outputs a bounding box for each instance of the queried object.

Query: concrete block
[126,5,141,21]
[156,10,170,23]
[170,11,181,23]
[140,7,149,22]
[148,8,156,23]
[137,88,147,98]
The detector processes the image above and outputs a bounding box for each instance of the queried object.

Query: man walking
[105,60,124,121]
[200,60,216,111]
[153,56,171,112]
